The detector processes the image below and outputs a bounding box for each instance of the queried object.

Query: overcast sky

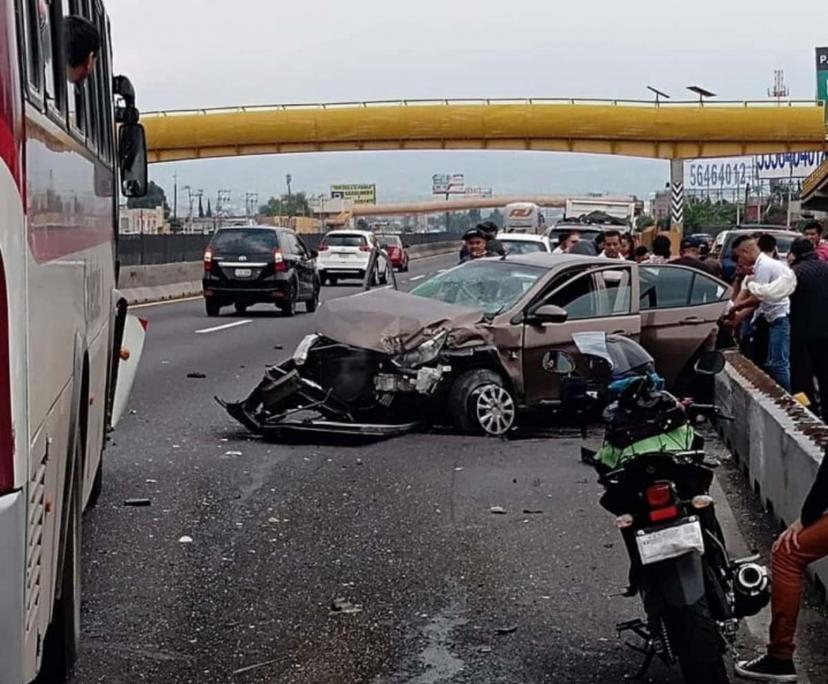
[108,0,826,209]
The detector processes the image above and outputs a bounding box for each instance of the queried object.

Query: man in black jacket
[736,452,828,682]
[787,238,828,420]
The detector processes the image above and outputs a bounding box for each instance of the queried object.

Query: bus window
[42,0,67,115]
[21,0,43,97]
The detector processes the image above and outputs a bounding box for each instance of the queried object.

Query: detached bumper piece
[218,363,421,440]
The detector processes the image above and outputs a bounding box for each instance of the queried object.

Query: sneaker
[735,655,798,682]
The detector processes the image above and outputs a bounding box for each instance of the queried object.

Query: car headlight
[293,334,320,366]
[393,330,448,369]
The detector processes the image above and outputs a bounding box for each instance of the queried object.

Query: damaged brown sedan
[221,254,730,437]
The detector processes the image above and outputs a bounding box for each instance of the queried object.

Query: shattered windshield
[410,260,545,315]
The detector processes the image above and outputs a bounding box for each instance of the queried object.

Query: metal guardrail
[145,98,825,117]
[117,231,460,266]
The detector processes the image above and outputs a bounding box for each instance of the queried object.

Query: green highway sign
[818,48,828,103]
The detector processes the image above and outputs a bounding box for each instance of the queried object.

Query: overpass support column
[670,159,685,234]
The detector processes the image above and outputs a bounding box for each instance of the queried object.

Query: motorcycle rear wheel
[662,596,728,683]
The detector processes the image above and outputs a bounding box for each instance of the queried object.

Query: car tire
[448,369,516,436]
[205,298,221,317]
[280,283,297,317]
[234,302,248,315]
[306,283,320,313]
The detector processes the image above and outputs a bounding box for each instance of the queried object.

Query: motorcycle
[559,334,769,683]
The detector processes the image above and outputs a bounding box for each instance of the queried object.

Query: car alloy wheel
[473,384,516,436]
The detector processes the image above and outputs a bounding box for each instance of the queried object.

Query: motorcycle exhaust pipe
[735,562,769,595]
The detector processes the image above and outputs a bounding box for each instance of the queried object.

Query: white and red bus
[1,0,147,681]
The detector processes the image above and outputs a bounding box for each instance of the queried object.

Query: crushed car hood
[316,288,490,354]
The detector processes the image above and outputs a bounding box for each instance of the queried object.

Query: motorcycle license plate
[635,518,704,566]
[234,268,253,278]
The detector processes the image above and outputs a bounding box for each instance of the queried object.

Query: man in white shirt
[599,230,626,260]
[730,235,791,390]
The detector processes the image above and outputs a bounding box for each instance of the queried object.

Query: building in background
[119,205,168,235]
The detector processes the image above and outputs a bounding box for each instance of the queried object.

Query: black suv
[202,226,320,317]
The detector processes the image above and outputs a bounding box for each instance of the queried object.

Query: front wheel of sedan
[449,369,516,436]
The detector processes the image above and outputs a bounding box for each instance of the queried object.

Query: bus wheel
[36,448,82,681]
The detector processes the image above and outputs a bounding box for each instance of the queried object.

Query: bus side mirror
[119,123,148,198]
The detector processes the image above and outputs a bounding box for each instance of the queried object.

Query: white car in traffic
[497,232,551,255]
[317,230,389,285]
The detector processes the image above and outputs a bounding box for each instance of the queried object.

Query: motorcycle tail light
[691,495,714,509]
[649,506,680,523]
[645,482,674,509]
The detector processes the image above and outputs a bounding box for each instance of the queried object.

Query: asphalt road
[71,252,824,683]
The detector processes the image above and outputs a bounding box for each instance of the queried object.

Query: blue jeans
[765,316,791,391]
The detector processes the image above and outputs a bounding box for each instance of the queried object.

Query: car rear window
[322,234,367,248]
[499,239,547,254]
[378,236,402,247]
[211,229,278,252]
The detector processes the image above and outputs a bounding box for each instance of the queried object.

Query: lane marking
[409,275,426,282]
[437,269,447,273]
[131,296,203,310]
[195,320,252,334]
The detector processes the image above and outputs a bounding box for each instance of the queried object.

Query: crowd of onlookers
[724,221,828,420]
[461,219,828,416]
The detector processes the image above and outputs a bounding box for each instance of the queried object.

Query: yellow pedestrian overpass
[143,99,827,164]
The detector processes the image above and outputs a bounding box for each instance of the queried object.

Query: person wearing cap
[459,227,495,263]
[458,221,505,261]
[670,236,714,274]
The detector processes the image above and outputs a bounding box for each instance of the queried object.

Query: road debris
[123,498,151,507]
[225,451,243,457]
[496,625,518,635]
[187,372,207,379]
[478,645,493,654]
[330,598,363,614]
[490,506,506,515]
[178,535,193,543]
[523,509,544,514]
[232,657,287,676]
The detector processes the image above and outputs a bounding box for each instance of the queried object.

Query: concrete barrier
[715,352,828,595]
[120,241,459,305]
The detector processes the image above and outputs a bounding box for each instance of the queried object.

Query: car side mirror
[694,350,726,375]
[544,350,576,375]
[528,304,568,324]
[119,123,148,198]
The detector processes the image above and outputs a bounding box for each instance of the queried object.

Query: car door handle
[680,316,705,325]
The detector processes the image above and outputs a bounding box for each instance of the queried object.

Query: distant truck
[565,198,636,225]
[503,202,545,233]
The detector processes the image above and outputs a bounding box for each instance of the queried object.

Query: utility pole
[768,69,789,103]
[245,192,259,219]
[173,171,178,220]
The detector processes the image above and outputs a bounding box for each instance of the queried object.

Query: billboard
[817,47,828,103]
[754,151,828,179]
[463,186,493,197]
[432,173,465,195]
[685,152,828,190]
[330,184,376,204]
[685,157,756,190]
